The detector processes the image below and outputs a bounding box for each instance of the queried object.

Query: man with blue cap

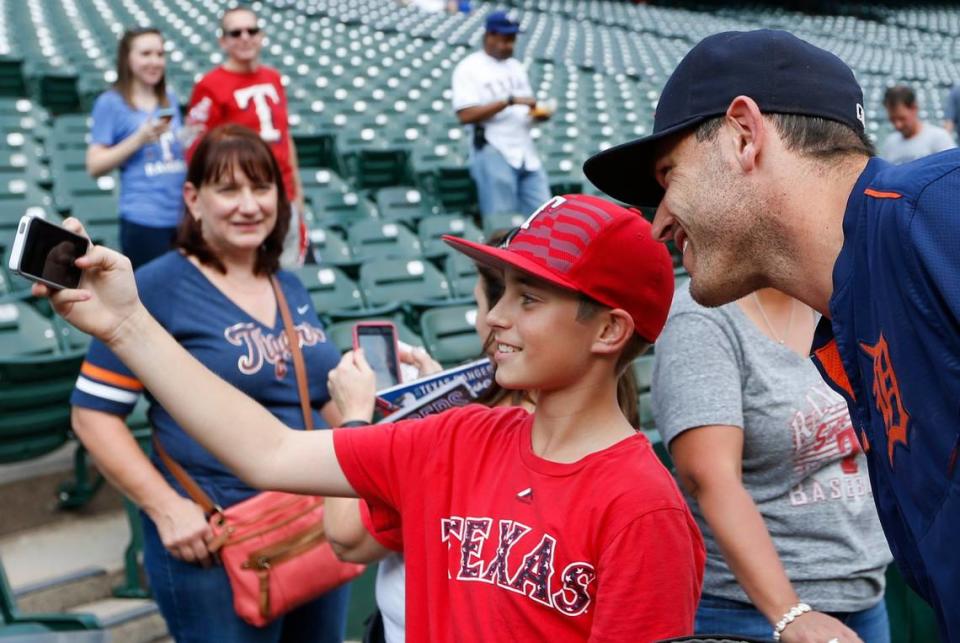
[452,10,553,218]
[584,29,960,643]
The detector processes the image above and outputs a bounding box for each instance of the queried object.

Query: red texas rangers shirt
[334,404,705,642]
[186,66,296,199]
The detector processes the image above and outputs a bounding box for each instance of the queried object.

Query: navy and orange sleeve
[70,338,143,417]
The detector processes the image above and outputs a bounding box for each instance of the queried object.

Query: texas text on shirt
[810,151,960,641]
[451,51,541,171]
[333,404,705,642]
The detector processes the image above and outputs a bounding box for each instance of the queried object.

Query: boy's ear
[591,308,634,358]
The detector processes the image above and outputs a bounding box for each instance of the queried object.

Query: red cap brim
[442,234,582,294]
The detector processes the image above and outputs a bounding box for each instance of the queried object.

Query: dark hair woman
[70,124,349,642]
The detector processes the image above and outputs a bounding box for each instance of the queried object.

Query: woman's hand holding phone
[31,218,145,347]
[328,350,378,423]
[136,115,171,146]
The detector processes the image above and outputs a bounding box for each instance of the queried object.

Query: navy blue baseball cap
[583,30,866,207]
[485,10,520,35]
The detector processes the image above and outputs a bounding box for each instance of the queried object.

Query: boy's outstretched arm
[35,221,356,498]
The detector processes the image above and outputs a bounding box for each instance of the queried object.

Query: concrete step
[15,567,124,614]
[0,455,123,539]
[68,598,166,643]
[1,504,168,642]
[1,511,129,591]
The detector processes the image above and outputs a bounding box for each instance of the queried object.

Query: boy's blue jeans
[143,514,350,642]
[469,144,551,217]
[695,594,890,643]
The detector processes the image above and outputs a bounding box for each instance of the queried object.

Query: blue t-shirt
[70,252,342,507]
[811,152,960,641]
[89,90,187,228]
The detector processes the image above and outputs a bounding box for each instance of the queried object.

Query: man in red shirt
[185,6,307,267]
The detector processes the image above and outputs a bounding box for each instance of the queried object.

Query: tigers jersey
[811,152,960,641]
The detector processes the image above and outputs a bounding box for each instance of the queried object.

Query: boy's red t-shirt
[186,66,295,199]
[334,404,705,642]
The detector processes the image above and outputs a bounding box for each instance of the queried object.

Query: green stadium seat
[346,148,413,191]
[359,257,451,310]
[293,132,342,173]
[418,214,483,259]
[52,171,117,215]
[0,307,85,464]
[374,186,437,224]
[305,189,378,229]
[300,166,350,193]
[419,304,483,366]
[347,220,422,261]
[308,226,355,267]
[444,250,479,298]
[420,166,478,216]
[0,300,60,356]
[293,264,365,319]
[70,194,119,225]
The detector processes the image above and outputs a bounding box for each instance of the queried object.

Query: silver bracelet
[772,602,811,641]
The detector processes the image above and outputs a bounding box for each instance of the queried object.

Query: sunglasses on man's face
[225,27,261,38]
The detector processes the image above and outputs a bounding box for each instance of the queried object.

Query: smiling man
[185,5,307,268]
[584,29,960,643]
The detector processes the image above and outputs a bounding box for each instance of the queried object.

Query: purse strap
[152,275,315,516]
[271,275,314,433]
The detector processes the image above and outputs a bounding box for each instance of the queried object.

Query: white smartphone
[8,215,89,290]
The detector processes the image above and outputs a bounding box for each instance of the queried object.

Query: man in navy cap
[452,10,553,217]
[584,29,960,643]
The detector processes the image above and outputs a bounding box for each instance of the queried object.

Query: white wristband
[772,602,811,641]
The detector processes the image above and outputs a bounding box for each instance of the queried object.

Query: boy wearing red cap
[39,195,705,642]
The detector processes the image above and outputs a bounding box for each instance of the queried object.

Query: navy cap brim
[583,114,712,208]
[487,25,520,35]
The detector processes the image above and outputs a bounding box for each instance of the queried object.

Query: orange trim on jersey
[81,361,144,391]
[864,188,902,200]
[812,339,857,402]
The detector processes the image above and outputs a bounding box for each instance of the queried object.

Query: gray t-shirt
[880,122,955,165]
[652,285,890,612]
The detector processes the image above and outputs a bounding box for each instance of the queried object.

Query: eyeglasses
[224,27,260,38]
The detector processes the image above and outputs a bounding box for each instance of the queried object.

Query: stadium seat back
[359,257,450,308]
[347,220,422,261]
[419,304,483,366]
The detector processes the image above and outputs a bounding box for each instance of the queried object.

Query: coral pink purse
[153,277,364,626]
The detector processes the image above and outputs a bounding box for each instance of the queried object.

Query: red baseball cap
[442,194,675,342]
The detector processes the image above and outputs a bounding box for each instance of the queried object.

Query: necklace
[752,292,794,345]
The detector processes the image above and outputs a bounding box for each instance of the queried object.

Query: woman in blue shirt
[86,27,187,269]
[70,125,349,642]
